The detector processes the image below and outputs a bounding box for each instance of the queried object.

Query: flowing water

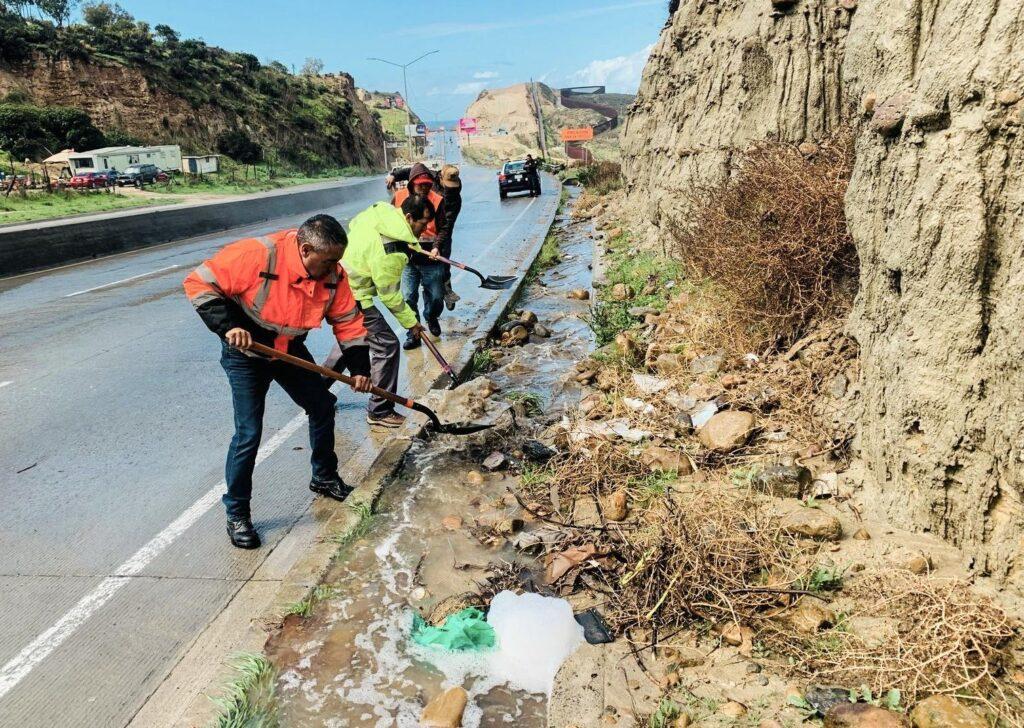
[268,193,594,726]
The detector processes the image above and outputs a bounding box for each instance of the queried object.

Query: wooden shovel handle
[245,342,416,409]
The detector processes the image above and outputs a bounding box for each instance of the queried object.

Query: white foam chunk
[485,591,586,696]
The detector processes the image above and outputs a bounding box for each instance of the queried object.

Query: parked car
[95,169,119,186]
[116,164,160,187]
[154,168,170,183]
[67,172,110,190]
[497,160,533,199]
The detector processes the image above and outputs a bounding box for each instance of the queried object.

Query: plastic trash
[411,607,496,651]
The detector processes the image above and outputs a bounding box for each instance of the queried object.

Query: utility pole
[529,79,549,160]
[369,50,439,162]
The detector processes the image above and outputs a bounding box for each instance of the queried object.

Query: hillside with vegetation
[0,2,384,171]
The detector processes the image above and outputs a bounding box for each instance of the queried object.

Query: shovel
[433,254,517,290]
[245,342,492,435]
[419,331,457,389]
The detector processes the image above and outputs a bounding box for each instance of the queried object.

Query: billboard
[458,117,477,133]
[560,127,594,142]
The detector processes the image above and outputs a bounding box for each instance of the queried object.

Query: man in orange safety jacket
[183,214,371,549]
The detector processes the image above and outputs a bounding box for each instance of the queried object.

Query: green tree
[153,23,177,43]
[35,0,79,27]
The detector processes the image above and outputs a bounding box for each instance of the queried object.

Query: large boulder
[698,411,756,453]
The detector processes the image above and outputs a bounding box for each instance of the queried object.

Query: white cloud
[570,43,654,93]
[395,1,662,38]
[453,81,487,95]
[473,71,499,80]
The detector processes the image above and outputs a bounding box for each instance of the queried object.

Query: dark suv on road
[117,164,160,187]
[497,160,533,199]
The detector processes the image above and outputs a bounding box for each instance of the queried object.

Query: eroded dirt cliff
[621,0,1024,586]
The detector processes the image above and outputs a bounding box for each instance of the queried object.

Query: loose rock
[752,464,811,498]
[428,593,483,625]
[641,445,694,475]
[601,490,629,521]
[779,503,843,541]
[698,411,756,453]
[567,288,590,300]
[441,515,463,531]
[690,352,724,375]
[862,92,877,114]
[421,686,469,728]
[910,694,987,728]
[719,701,747,718]
[824,703,909,727]
[997,89,1021,106]
[482,451,507,471]
[781,599,835,634]
[853,527,871,540]
[611,283,635,301]
[798,141,819,155]
[466,470,485,486]
[655,353,687,374]
[870,92,912,136]
[533,323,552,338]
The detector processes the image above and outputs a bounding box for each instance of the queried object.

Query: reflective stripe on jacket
[183,229,366,351]
[342,202,422,330]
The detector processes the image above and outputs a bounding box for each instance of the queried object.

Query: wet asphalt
[0,134,558,727]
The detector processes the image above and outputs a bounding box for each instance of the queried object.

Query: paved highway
[0,139,557,726]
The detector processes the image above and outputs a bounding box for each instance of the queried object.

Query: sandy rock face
[621,0,1024,586]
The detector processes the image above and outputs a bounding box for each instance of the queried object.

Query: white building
[182,154,220,174]
[67,145,183,174]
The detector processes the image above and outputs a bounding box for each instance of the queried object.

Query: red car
[67,172,110,190]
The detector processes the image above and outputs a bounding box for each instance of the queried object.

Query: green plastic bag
[411,607,496,651]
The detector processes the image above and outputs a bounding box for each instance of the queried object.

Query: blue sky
[104,0,667,121]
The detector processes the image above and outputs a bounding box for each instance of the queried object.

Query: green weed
[471,348,495,375]
[582,300,635,347]
[209,653,279,728]
[284,584,341,618]
[503,391,543,417]
[799,565,846,594]
[648,699,684,728]
[327,500,375,551]
[519,462,552,487]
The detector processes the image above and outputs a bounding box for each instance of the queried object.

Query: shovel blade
[480,275,518,290]
[431,421,494,435]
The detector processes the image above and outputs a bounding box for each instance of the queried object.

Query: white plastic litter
[690,400,719,428]
[486,591,585,696]
[631,373,672,395]
[622,397,656,415]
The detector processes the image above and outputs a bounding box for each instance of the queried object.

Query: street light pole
[368,50,439,162]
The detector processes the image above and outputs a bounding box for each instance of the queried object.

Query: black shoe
[427,318,441,336]
[226,517,261,549]
[403,333,421,350]
[310,473,354,502]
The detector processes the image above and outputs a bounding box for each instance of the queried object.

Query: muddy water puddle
[267,192,594,726]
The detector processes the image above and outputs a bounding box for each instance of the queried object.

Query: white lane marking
[0,411,307,699]
[0,381,10,389]
[451,197,537,286]
[63,265,184,298]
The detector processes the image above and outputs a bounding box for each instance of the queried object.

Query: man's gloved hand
[226,327,252,349]
[408,322,425,340]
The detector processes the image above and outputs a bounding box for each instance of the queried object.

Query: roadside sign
[458,117,477,133]
[416,123,427,135]
[385,141,404,148]
[560,127,594,142]
[404,124,426,138]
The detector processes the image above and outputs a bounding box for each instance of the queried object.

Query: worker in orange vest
[391,162,449,349]
[183,214,371,549]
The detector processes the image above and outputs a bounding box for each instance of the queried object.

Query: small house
[68,145,183,174]
[183,155,220,175]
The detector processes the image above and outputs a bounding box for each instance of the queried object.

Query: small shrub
[577,160,622,194]
[673,131,858,350]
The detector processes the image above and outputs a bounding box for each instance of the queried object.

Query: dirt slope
[620,0,1024,586]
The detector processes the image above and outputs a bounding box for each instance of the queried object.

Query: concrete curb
[161,175,561,727]
[0,177,381,276]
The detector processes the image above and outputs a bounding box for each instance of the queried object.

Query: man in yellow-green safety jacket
[324,195,437,428]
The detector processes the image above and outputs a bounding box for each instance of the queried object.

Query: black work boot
[226,516,261,549]
[310,473,354,502]
[427,318,441,336]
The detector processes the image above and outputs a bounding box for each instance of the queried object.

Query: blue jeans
[219,341,338,518]
[402,261,445,324]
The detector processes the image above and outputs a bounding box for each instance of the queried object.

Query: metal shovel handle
[419,332,455,382]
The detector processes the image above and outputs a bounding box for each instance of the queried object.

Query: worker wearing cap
[438,164,464,311]
[324,195,437,428]
[391,162,448,349]
[183,215,372,550]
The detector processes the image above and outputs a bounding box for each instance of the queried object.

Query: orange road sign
[560,127,594,142]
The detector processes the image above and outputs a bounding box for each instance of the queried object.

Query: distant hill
[0,5,384,170]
